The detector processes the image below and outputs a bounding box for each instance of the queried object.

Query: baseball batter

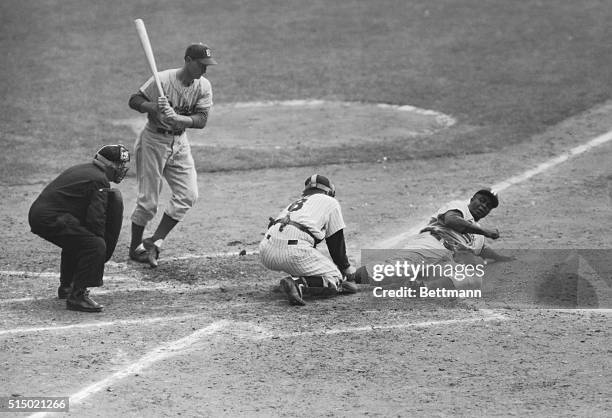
[127,43,217,267]
[259,174,365,306]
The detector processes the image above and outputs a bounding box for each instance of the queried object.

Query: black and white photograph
[1,0,611,416]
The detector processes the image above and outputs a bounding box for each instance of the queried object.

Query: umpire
[28,145,130,312]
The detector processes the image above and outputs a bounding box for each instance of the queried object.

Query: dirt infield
[2,99,611,416]
[3,1,612,416]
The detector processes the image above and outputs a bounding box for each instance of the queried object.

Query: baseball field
[1,0,611,417]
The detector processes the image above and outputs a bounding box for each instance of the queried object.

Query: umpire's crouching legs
[53,235,106,312]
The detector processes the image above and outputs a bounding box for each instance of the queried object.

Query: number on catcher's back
[287,197,308,212]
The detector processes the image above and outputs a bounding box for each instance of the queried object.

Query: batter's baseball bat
[133,18,165,98]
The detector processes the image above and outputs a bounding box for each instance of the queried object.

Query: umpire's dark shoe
[57,285,73,299]
[280,277,305,306]
[66,288,103,313]
[142,238,160,268]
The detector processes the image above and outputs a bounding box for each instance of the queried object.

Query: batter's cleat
[57,285,73,299]
[129,247,149,264]
[66,288,103,313]
[339,280,359,294]
[279,277,305,306]
[142,238,160,268]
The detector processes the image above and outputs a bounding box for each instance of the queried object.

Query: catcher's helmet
[94,144,130,183]
[304,174,335,197]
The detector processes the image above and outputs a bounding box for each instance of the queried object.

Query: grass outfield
[1,0,612,183]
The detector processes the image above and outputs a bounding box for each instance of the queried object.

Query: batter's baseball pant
[131,127,198,226]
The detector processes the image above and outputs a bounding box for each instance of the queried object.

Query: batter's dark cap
[185,43,217,65]
[473,188,499,208]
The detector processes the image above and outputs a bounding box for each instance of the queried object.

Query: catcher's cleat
[339,280,359,294]
[66,288,103,313]
[142,238,160,268]
[57,285,73,299]
[129,247,149,263]
[279,277,305,306]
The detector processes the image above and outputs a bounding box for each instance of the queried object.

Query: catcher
[259,174,367,306]
[28,145,130,312]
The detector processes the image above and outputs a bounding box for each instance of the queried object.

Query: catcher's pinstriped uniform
[259,175,360,305]
[128,43,217,267]
[260,192,346,286]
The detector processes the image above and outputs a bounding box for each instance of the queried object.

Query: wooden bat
[133,18,165,98]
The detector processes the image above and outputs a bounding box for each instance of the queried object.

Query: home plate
[112,100,455,150]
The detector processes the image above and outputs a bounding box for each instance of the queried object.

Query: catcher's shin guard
[300,276,340,297]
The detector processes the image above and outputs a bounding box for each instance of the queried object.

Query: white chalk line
[0,314,200,336]
[26,320,230,418]
[254,310,507,340]
[0,299,277,335]
[0,271,240,305]
[378,128,612,249]
[26,311,503,418]
[491,129,612,193]
[118,249,259,265]
[0,248,259,277]
[0,284,236,305]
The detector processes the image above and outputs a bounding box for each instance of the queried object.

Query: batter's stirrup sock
[152,213,179,241]
[130,222,145,251]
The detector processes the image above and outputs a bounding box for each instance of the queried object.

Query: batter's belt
[156,127,185,136]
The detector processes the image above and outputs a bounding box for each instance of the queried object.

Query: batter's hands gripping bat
[133,18,165,98]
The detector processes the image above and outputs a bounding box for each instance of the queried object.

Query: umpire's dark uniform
[29,156,124,312]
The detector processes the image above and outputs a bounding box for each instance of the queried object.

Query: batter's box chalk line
[25,311,505,417]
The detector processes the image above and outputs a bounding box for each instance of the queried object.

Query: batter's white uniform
[131,69,213,226]
[259,193,346,290]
